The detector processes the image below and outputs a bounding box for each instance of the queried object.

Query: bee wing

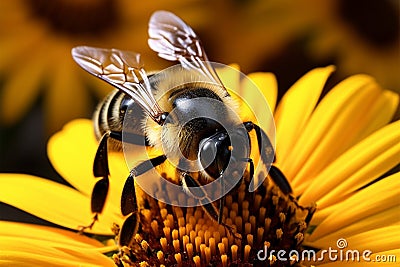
[72,46,166,124]
[148,11,224,89]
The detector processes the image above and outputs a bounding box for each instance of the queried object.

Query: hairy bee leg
[243,121,293,194]
[118,155,167,247]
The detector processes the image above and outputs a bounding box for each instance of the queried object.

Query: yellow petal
[305,205,399,248]
[0,174,120,235]
[0,221,105,248]
[310,203,342,226]
[228,72,277,147]
[47,119,99,196]
[217,64,252,120]
[229,89,256,123]
[274,66,335,166]
[277,73,374,178]
[307,173,400,242]
[216,63,240,92]
[299,120,400,207]
[0,238,115,267]
[241,72,278,113]
[358,89,399,137]
[307,225,400,254]
[284,76,397,189]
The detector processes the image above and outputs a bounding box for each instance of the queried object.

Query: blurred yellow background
[0,0,398,200]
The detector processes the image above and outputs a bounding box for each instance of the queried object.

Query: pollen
[113,172,315,266]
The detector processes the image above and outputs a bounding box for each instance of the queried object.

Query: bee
[72,10,292,246]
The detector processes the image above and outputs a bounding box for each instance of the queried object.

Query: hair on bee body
[144,67,240,161]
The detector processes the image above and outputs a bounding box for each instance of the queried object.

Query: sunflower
[0,0,208,133]
[0,66,399,266]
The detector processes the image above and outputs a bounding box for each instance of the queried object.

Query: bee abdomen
[93,89,125,151]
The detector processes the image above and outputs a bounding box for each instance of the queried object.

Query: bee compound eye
[198,132,231,178]
[199,138,217,169]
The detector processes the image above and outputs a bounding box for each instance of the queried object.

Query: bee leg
[181,172,218,218]
[218,175,225,224]
[109,131,150,146]
[215,157,253,225]
[119,173,139,246]
[80,131,148,233]
[120,155,167,216]
[119,155,167,246]
[238,157,255,201]
[78,214,99,234]
[181,172,240,239]
[79,133,111,233]
[240,157,254,181]
[118,212,140,247]
[269,165,293,194]
[243,121,292,194]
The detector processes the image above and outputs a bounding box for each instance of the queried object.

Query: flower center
[26,0,118,37]
[113,172,315,267]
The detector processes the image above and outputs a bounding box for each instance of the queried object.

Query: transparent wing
[71,46,165,124]
[148,10,225,89]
